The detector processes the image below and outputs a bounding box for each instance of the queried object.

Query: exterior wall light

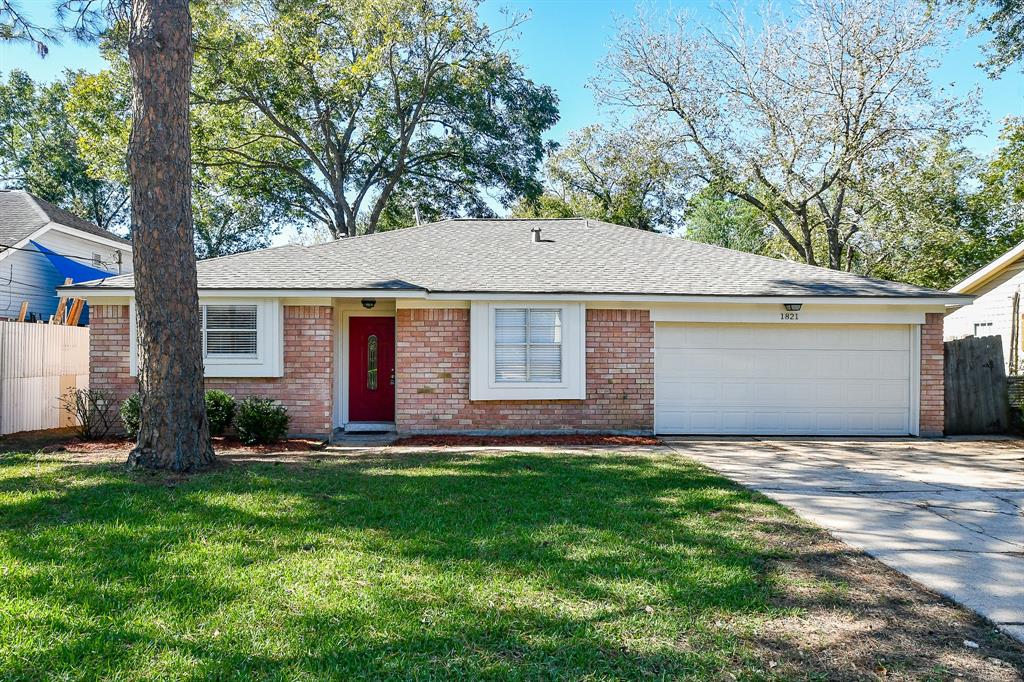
[361,299,376,310]
[783,303,802,311]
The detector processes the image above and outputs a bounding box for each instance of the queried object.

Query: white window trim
[470,301,585,400]
[974,321,995,337]
[130,297,283,378]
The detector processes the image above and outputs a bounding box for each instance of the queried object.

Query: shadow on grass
[1,450,1020,680]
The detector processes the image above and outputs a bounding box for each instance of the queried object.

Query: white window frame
[470,301,585,400]
[201,303,259,360]
[974,322,995,337]
[130,297,283,377]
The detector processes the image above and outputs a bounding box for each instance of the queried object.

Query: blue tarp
[29,240,114,283]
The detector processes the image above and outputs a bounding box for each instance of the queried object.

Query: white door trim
[334,301,397,429]
[910,323,922,437]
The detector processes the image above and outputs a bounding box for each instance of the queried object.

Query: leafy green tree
[865,136,992,288]
[512,125,684,231]
[958,0,1024,76]
[980,117,1024,215]
[863,132,1023,289]
[191,0,558,238]
[683,187,775,254]
[0,68,130,232]
[67,53,283,257]
[509,190,581,221]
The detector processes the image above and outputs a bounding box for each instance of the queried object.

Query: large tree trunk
[125,0,214,471]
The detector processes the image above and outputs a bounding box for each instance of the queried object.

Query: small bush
[235,397,290,445]
[120,390,236,438]
[59,388,117,440]
[120,393,142,437]
[205,390,236,437]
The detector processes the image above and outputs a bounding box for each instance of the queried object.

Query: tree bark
[125,0,214,471]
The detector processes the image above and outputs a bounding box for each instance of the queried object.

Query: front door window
[367,334,378,390]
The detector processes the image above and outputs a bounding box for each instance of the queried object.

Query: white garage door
[655,323,913,435]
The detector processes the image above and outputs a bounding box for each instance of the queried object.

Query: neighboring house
[944,241,1024,374]
[64,219,968,438]
[0,190,132,323]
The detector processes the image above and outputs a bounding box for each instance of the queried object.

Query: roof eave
[950,240,1024,294]
[59,285,973,307]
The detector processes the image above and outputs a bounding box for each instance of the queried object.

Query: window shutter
[204,305,258,356]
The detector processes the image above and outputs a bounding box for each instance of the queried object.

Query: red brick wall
[207,305,334,435]
[394,308,654,433]
[89,304,136,405]
[920,312,945,437]
[88,304,334,436]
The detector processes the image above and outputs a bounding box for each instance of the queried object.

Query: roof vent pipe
[531,227,542,243]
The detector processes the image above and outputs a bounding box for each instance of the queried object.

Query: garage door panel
[876,352,911,378]
[655,323,913,436]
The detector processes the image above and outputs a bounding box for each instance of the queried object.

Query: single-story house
[944,240,1024,374]
[63,219,968,438]
[0,190,133,323]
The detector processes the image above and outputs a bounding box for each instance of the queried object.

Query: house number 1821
[780,312,799,320]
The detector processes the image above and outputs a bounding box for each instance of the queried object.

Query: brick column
[919,312,945,437]
[89,304,136,405]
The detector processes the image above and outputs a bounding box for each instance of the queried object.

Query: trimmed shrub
[120,393,142,438]
[235,397,290,445]
[204,390,236,437]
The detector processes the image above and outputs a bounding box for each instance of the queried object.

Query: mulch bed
[56,435,326,456]
[392,434,662,447]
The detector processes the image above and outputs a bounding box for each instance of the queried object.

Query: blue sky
[1,1,1020,154]
[477,0,1024,156]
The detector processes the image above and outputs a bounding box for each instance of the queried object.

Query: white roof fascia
[46,222,133,251]
[0,224,51,263]
[58,287,430,298]
[1,222,131,265]
[59,287,971,307]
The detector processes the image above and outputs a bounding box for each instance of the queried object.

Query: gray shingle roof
[76,218,953,298]
[0,190,131,247]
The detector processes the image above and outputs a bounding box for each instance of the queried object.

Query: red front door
[349,317,395,422]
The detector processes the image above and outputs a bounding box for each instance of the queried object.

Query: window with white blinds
[494,308,562,383]
[133,299,282,378]
[203,304,258,357]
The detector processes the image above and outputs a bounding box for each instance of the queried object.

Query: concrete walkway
[666,437,1024,641]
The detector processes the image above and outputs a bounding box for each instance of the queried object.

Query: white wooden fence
[0,321,89,435]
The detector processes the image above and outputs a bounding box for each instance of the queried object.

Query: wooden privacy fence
[0,321,89,435]
[944,335,1010,435]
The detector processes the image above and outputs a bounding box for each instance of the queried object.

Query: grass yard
[1,444,1022,681]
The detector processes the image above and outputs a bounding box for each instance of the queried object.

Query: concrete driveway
[666,437,1024,641]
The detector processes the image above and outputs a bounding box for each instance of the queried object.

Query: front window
[974,322,995,337]
[203,304,258,357]
[494,308,562,383]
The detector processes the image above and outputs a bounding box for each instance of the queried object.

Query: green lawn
[0,447,1020,681]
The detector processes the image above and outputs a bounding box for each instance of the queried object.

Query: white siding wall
[945,263,1024,372]
[0,227,132,321]
[0,321,90,434]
